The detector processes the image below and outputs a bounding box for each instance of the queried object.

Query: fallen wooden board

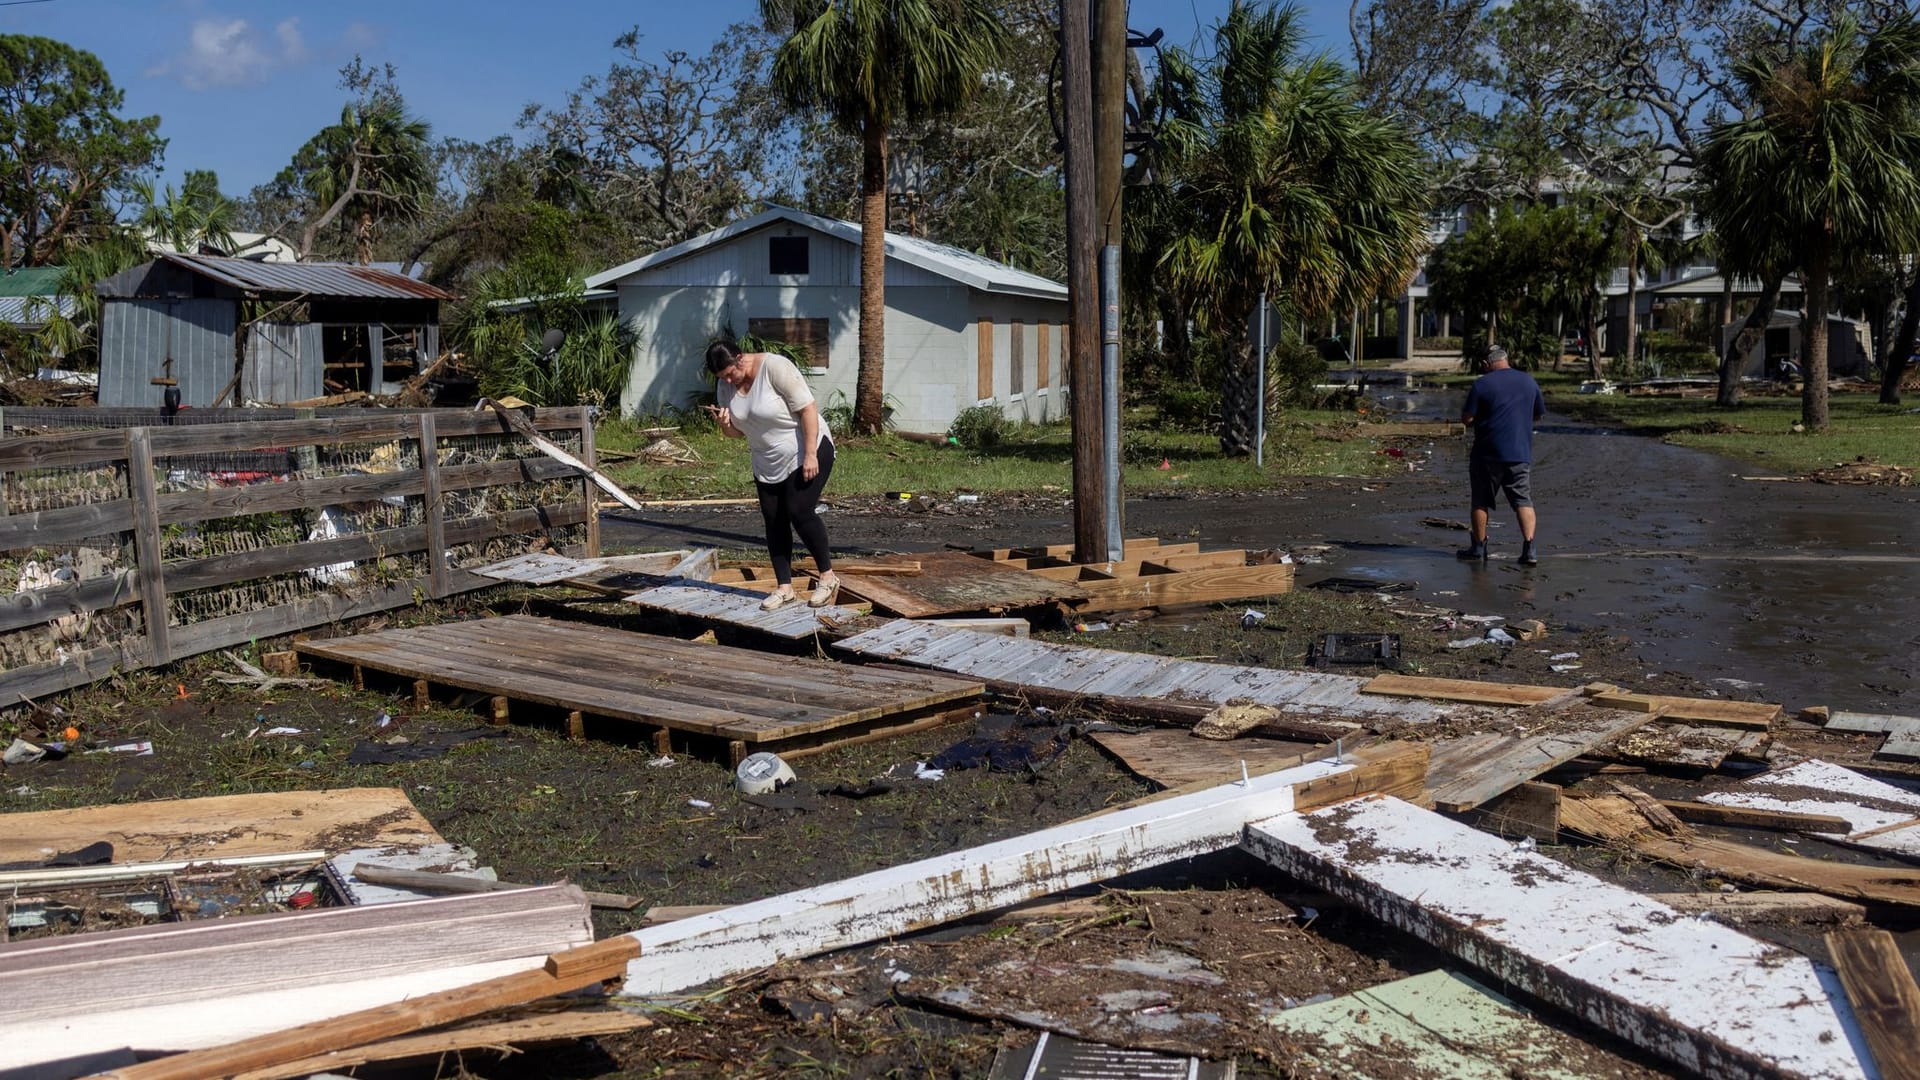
[1589,691,1778,729]
[1474,781,1561,843]
[1697,759,1920,859]
[1268,969,1629,1080]
[1363,673,1564,707]
[836,551,1088,617]
[1428,705,1658,812]
[1652,891,1866,922]
[1599,722,1761,770]
[837,621,1464,728]
[296,616,982,754]
[1062,561,1295,615]
[1824,710,1918,734]
[230,1008,653,1080]
[1561,794,1920,908]
[0,886,595,1069]
[1243,795,1871,1080]
[470,550,690,586]
[615,743,1428,997]
[1085,727,1322,788]
[622,579,870,639]
[97,937,642,1080]
[1658,799,1850,833]
[0,787,441,865]
[1825,929,1920,1080]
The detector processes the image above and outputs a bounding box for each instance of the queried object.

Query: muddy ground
[3,397,1916,1078]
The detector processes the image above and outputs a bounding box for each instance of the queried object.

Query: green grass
[594,409,1407,499]
[1548,388,1920,473]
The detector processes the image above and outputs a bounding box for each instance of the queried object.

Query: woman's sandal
[807,576,841,608]
[760,590,797,612]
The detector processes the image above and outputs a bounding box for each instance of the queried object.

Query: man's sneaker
[1456,541,1487,561]
[1519,542,1539,566]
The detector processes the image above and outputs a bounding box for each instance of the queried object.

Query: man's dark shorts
[1470,458,1532,510]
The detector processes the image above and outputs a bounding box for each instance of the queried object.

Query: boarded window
[748,317,830,368]
[1037,322,1051,389]
[1010,319,1025,395]
[977,318,993,400]
[768,236,810,275]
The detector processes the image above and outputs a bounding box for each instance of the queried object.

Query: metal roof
[157,252,455,300]
[586,205,1068,299]
[0,266,65,297]
[0,295,73,325]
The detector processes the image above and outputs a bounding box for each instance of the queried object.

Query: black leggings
[755,437,835,585]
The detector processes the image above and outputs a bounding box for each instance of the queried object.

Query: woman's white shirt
[718,353,834,483]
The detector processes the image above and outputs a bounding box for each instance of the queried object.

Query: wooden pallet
[966,538,1294,615]
[295,615,984,763]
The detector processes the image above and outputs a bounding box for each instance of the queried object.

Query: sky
[3,0,1355,197]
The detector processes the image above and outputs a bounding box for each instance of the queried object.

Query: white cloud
[343,21,382,50]
[148,15,311,90]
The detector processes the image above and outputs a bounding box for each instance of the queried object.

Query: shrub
[1415,335,1462,352]
[1155,383,1217,430]
[948,403,1009,450]
[1266,339,1329,408]
[1644,330,1718,375]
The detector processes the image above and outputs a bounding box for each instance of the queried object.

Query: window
[768,236,810,276]
[747,317,829,368]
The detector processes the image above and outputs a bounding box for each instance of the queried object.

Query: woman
[703,339,841,610]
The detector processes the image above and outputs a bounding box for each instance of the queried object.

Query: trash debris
[1307,576,1414,594]
[954,493,980,503]
[1073,621,1111,633]
[3,738,47,766]
[646,755,677,768]
[927,729,1070,773]
[1193,703,1280,741]
[1308,632,1400,668]
[102,741,153,756]
[688,799,714,809]
[1551,664,1582,673]
[912,762,945,781]
[1240,609,1267,629]
[345,728,505,764]
[1511,619,1548,641]
[1551,652,1580,661]
[735,752,796,795]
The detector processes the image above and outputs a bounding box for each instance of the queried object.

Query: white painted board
[1243,796,1870,1080]
[1698,758,1920,858]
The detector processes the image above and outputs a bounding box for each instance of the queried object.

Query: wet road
[603,394,1920,714]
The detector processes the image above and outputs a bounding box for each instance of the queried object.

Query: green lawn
[1547,388,1920,473]
[594,409,1412,499]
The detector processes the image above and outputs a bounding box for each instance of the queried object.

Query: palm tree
[1694,13,1920,431]
[286,98,434,262]
[759,0,1009,435]
[1156,2,1429,455]
[135,170,240,255]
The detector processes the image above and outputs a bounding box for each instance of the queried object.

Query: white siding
[970,294,1069,424]
[627,223,969,290]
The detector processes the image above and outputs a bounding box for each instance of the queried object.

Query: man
[1458,345,1545,565]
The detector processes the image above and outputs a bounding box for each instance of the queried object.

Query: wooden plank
[624,580,869,639]
[418,412,451,598]
[1599,722,1750,770]
[95,936,642,1080]
[837,551,1089,618]
[1698,759,1920,858]
[1826,930,1920,1080]
[1881,721,1920,762]
[617,747,1427,997]
[230,1009,651,1080]
[921,617,1029,637]
[1430,706,1658,812]
[349,864,638,911]
[124,427,171,664]
[0,497,134,551]
[1658,800,1850,833]
[1826,711,1914,735]
[1243,795,1872,1080]
[0,569,141,635]
[0,787,442,864]
[1085,728,1322,788]
[577,405,599,557]
[147,456,576,529]
[1064,562,1294,614]
[1560,794,1920,908]
[1652,892,1866,921]
[0,886,594,1025]
[1363,672,1564,707]
[0,636,152,703]
[1475,781,1561,843]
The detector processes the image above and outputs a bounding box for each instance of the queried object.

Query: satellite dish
[540,328,567,358]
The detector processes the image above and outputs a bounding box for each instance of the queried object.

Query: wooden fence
[0,407,598,703]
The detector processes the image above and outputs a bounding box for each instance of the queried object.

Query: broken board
[622,579,869,639]
[295,615,982,759]
[1599,722,1763,770]
[1426,704,1658,812]
[1698,758,1920,859]
[836,621,1468,729]
[0,787,441,865]
[1085,727,1323,789]
[469,550,691,586]
[1362,673,1563,707]
[836,551,1089,617]
[1243,795,1872,1080]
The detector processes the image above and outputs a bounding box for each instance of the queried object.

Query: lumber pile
[966,537,1295,616]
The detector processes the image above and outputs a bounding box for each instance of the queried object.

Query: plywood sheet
[0,787,442,865]
[837,551,1088,618]
[1699,758,1920,858]
[1428,705,1657,812]
[1085,728,1322,788]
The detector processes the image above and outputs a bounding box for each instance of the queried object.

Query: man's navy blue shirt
[1463,367,1545,462]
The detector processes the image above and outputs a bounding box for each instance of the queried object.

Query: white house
[586,206,1070,433]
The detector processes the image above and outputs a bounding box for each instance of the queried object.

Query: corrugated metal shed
[0,295,73,326]
[242,321,325,404]
[97,299,237,408]
[152,253,454,301]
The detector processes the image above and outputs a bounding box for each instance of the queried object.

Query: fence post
[0,405,9,518]
[125,426,171,664]
[578,406,600,558]
[418,411,451,598]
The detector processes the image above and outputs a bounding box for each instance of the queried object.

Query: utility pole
[1062,0,1105,564]
[1092,0,1126,562]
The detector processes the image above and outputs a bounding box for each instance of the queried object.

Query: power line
[0,1,61,8]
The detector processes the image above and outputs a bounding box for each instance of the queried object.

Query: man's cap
[1486,345,1509,364]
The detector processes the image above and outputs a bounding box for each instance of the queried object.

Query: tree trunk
[1716,274,1782,409]
[1879,267,1920,404]
[1803,234,1832,431]
[1218,309,1257,457]
[855,116,889,436]
[1623,241,1641,374]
